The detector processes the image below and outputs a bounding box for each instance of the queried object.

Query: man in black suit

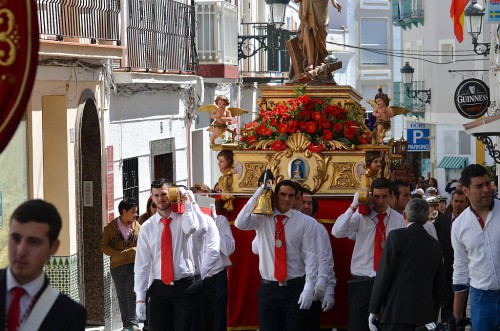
[1,199,86,331]
[368,198,444,331]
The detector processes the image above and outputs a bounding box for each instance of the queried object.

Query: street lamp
[400,62,432,104]
[265,0,289,26]
[464,0,490,56]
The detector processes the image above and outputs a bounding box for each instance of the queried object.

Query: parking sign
[407,123,430,151]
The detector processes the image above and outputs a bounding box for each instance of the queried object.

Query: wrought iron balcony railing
[37,0,120,43]
[394,81,427,113]
[392,0,424,29]
[196,0,238,65]
[116,0,198,74]
[239,23,296,82]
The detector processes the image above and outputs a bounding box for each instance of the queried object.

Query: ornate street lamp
[265,0,289,26]
[464,0,490,56]
[400,62,432,104]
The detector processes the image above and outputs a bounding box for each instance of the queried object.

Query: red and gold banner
[0,0,39,153]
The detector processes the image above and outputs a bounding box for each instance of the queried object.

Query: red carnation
[305,121,317,134]
[345,126,356,140]
[247,135,257,145]
[322,130,333,141]
[333,123,343,133]
[270,140,286,151]
[307,143,325,153]
[312,111,322,121]
[277,123,288,134]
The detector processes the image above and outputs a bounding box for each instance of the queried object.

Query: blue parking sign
[407,128,430,151]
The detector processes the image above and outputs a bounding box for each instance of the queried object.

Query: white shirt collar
[6,266,45,298]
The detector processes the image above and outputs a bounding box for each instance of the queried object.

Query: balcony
[393,81,427,114]
[392,0,424,29]
[115,0,198,74]
[37,0,123,59]
[239,23,296,83]
[196,0,238,79]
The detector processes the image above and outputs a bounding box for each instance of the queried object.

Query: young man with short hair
[1,199,86,330]
[452,164,500,331]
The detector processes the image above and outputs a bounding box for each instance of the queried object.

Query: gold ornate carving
[285,132,311,152]
[240,162,267,188]
[325,140,353,150]
[330,163,356,188]
[218,168,235,212]
[0,8,17,66]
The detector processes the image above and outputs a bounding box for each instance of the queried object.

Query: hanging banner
[454,78,490,119]
[0,1,39,153]
[487,0,500,23]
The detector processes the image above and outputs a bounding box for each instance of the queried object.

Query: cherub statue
[367,85,409,144]
[198,95,248,145]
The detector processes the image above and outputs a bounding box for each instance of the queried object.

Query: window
[123,157,139,201]
[443,130,456,154]
[458,131,471,155]
[439,40,455,63]
[443,130,471,155]
[360,18,389,65]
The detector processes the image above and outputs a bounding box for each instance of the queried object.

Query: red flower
[271,118,278,127]
[333,123,343,133]
[321,121,331,129]
[312,111,322,121]
[305,121,317,134]
[287,120,298,133]
[308,143,325,153]
[358,136,370,144]
[270,140,286,151]
[322,130,333,141]
[277,123,288,134]
[345,126,356,140]
[247,135,257,145]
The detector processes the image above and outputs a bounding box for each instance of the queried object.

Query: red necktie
[161,217,174,285]
[274,215,287,283]
[373,212,387,271]
[8,287,25,331]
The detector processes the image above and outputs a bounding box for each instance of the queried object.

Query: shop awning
[437,156,468,169]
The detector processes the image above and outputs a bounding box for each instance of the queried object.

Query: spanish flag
[450,0,470,42]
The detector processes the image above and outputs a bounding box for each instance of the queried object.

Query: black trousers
[441,267,454,322]
[347,277,375,331]
[305,300,322,331]
[381,322,417,331]
[203,269,229,331]
[190,275,205,331]
[258,279,307,331]
[148,278,196,331]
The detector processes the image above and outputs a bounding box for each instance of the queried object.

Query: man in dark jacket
[368,198,444,331]
[1,199,86,331]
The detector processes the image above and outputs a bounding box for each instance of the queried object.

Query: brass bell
[253,188,274,215]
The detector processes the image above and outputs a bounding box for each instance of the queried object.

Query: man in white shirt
[134,179,199,330]
[235,179,318,331]
[332,177,405,331]
[452,164,500,331]
[1,199,86,331]
[191,183,235,331]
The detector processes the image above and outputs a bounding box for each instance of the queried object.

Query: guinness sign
[0,0,39,153]
[454,78,490,119]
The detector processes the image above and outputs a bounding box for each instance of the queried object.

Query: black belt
[349,275,375,283]
[261,277,305,287]
[152,276,194,287]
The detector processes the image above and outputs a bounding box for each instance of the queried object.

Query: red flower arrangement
[239,95,372,151]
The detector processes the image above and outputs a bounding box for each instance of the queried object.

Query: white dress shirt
[332,206,405,277]
[6,268,45,325]
[134,204,199,301]
[452,199,500,290]
[313,221,336,296]
[235,187,318,289]
[191,203,221,279]
[206,214,235,276]
[423,221,438,240]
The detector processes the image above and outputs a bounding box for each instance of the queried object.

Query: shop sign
[454,78,490,119]
[0,0,39,153]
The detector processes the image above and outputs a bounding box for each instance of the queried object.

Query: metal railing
[37,0,120,43]
[239,23,296,81]
[196,0,238,65]
[392,0,424,27]
[394,81,427,113]
[120,0,198,73]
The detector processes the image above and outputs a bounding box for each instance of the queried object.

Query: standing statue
[288,0,342,82]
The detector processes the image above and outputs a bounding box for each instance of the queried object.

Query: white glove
[321,294,335,312]
[297,289,313,309]
[136,302,146,321]
[210,203,218,218]
[351,191,359,208]
[187,189,196,202]
[368,313,379,331]
[313,281,326,301]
